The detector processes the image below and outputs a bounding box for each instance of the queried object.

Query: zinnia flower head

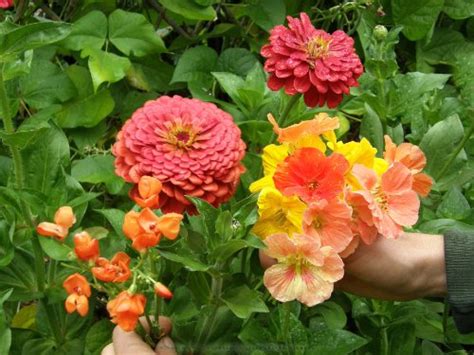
[113,95,246,214]
[273,147,349,203]
[383,135,433,197]
[107,291,146,332]
[351,163,420,239]
[302,198,353,253]
[63,273,91,317]
[263,233,344,306]
[261,12,363,108]
[0,0,13,9]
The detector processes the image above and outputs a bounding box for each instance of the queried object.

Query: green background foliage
[0,0,473,354]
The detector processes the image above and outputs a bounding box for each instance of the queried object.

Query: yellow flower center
[372,185,388,212]
[167,125,196,149]
[286,253,311,274]
[305,35,331,62]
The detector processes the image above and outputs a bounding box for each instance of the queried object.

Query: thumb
[112,326,155,355]
[155,336,177,355]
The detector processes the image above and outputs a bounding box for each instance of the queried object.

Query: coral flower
[123,208,183,252]
[345,189,378,245]
[73,232,100,261]
[36,206,76,241]
[352,163,420,239]
[261,13,363,108]
[273,147,349,203]
[129,176,162,208]
[63,273,91,317]
[268,112,339,146]
[0,0,13,9]
[113,95,246,214]
[302,199,353,253]
[92,252,131,283]
[263,233,344,306]
[384,135,433,197]
[107,291,146,332]
[253,187,306,239]
[154,282,173,299]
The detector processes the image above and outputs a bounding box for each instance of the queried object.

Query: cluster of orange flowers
[37,176,182,332]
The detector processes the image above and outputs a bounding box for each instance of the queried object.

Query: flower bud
[154,282,173,299]
[374,25,388,41]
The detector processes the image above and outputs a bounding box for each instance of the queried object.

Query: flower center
[167,125,196,149]
[312,217,322,230]
[305,35,331,62]
[307,181,319,191]
[372,185,388,212]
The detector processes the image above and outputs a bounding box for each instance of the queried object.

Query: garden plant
[0,0,474,354]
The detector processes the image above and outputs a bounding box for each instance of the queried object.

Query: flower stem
[434,112,474,181]
[269,94,301,143]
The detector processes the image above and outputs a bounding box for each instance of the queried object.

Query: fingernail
[162,337,174,348]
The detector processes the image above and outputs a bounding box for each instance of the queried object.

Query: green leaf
[216,48,259,77]
[312,302,347,330]
[95,209,126,239]
[11,304,36,329]
[56,66,115,128]
[171,46,218,86]
[186,196,220,241]
[212,72,246,108]
[209,240,248,262]
[443,0,474,19]
[108,9,166,57]
[215,210,233,241]
[421,340,444,355]
[0,221,14,267]
[0,22,71,61]
[420,115,465,177]
[158,0,216,20]
[39,237,73,261]
[3,49,33,80]
[419,219,474,234]
[82,48,131,92]
[21,125,70,195]
[308,328,368,354]
[360,103,383,155]
[0,249,40,301]
[158,250,209,272]
[19,57,76,109]
[388,322,416,355]
[85,319,114,355]
[418,29,465,66]
[0,288,12,355]
[392,0,444,41]
[245,0,286,31]
[221,285,269,319]
[72,155,125,194]
[436,187,471,220]
[60,11,107,51]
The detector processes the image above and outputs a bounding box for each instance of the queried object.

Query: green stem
[269,94,301,144]
[195,276,223,352]
[434,113,474,181]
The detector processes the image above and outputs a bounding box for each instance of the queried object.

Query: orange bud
[107,291,146,332]
[154,282,173,299]
[73,232,100,261]
[36,222,68,240]
[54,206,76,228]
[157,213,183,240]
[129,176,162,209]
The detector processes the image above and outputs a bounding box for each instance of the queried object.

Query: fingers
[101,343,115,355]
[259,249,276,270]
[112,326,156,355]
[139,316,173,335]
[155,336,177,355]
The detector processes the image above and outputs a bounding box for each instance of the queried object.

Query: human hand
[101,316,176,355]
[260,232,447,301]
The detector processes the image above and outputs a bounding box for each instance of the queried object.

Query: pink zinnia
[263,233,344,306]
[261,12,363,108]
[351,163,420,239]
[113,96,246,214]
[0,0,13,9]
[302,198,353,253]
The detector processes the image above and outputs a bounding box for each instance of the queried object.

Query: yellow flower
[253,188,305,239]
[249,144,289,193]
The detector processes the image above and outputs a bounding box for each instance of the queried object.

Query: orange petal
[63,273,91,297]
[123,211,141,240]
[138,176,162,198]
[54,206,76,228]
[157,213,183,240]
[413,173,433,197]
[36,222,68,240]
[138,208,160,234]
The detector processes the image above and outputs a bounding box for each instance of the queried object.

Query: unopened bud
[154,282,173,299]
[374,25,388,41]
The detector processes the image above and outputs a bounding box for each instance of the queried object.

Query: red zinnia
[0,0,13,9]
[113,96,246,214]
[261,13,363,108]
[273,148,349,203]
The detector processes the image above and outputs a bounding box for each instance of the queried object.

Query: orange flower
[351,163,420,239]
[73,232,100,261]
[268,112,339,145]
[123,208,183,252]
[92,252,131,283]
[36,206,76,241]
[302,199,353,253]
[154,282,173,299]
[384,135,433,197]
[345,189,378,246]
[107,291,146,332]
[129,176,163,208]
[63,273,91,317]
[273,148,349,203]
